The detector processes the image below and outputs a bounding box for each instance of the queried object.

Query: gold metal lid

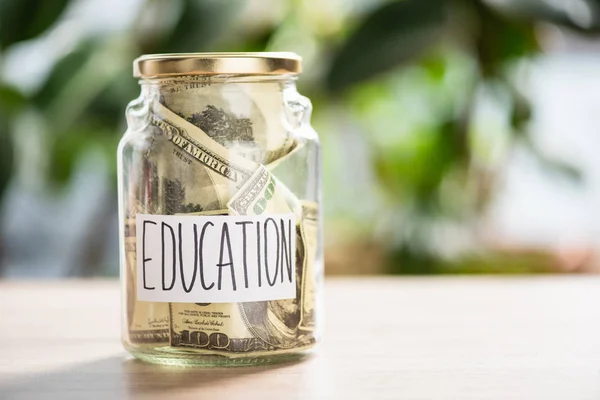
[133,52,302,78]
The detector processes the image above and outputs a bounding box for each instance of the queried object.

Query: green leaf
[496,0,600,34]
[31,39,132,186]
[509,90,532,132]
[517,134,583,182]
[0,85,22,199]
[374,119,466,212]
[0,0,70,48]
[154,0,244,53]
[32,41,96,109]
[530,143,583,182]
[85,67,139,129]
[0,113,13,199]
[47,123,118,185]
[230,27,276,53]
[474,2,539,77]
[33,38,132,134]
[0,84,26,115]
[326,0,447,93]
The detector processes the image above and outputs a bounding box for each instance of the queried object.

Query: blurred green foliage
[1,0,599,273]
[0,0,70,48]
[323,0,600,273]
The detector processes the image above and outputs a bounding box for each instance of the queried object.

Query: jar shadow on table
[1,355,315,399]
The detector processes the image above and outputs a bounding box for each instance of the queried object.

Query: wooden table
[1,277,600,399]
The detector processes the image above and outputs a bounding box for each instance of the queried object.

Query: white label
[136,213,296,303]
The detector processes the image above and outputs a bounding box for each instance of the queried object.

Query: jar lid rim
[133,52,302,78]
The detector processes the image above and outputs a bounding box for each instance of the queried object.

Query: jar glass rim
[133,52,302,78]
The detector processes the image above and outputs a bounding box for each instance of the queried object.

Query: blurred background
[1,0,600,277]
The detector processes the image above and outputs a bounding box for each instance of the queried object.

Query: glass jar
[117,53,322,366]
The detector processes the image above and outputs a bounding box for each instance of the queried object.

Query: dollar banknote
[157,78,297,164]
[226,165,297,217]
[298,201,319,331]
[150,102,256,186]
[148,102,258,211]
[234,81,298,164]
[226,155,316,350]
[124,217,170,345]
